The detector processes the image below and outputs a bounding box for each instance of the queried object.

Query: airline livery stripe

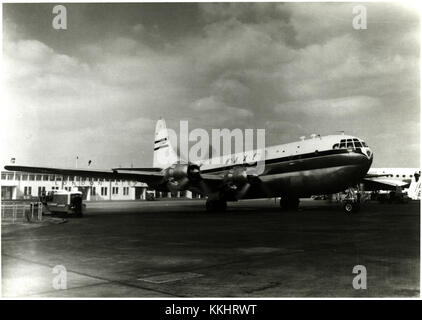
[154,138,168,144]
[154,144,169,151]
[201,149,362,174]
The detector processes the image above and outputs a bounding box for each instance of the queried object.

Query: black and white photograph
[0,1,420,302]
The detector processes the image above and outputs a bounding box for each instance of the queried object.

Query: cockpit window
[333,138,368,149]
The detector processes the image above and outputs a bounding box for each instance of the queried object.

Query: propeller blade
[198,179,211,196]
[177,176,190,190]
[236,182,251,200]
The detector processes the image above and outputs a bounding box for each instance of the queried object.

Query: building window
[92,187,96,196]
[29,174,35,181]
[112,187,119,195]
[101,187,108,196]
[15,173,21,180]
[42,175,48,181]
[123,187,129,195]
[22,174,28,181]
[1,173,6,180]
[24,186,32,196]
[36,174,42,181]
[38,186,46,195]
[49,175,55,181]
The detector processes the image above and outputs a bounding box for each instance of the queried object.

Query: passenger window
[332,144,339,149]
[339,142,346,148]
[362,141,368,147]
[346,140,354,148]
[354,141,362,148]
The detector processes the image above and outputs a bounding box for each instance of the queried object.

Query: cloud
[1,3,419,167]
[274,96,382,117]
[189,96,253,125]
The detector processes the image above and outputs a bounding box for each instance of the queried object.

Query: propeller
[236,181,251,200]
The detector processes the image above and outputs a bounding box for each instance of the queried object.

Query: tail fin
[153,119,179,169]
[407,171,421,200]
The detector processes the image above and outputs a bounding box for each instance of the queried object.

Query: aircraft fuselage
[195,134,373,199]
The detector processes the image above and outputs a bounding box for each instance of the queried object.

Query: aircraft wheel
[219,200,227,211]
[206,200,227,212]
[280,197,299,211]
[343,201,360,214]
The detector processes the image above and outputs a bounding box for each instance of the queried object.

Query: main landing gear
[279,196,300,211]
[205,199,227,212]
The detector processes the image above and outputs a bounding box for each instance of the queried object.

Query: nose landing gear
[342,187,361,214]
[343,200,360,214]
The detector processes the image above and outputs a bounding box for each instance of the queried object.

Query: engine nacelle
[164,163,201,190]
[224,167,248,187]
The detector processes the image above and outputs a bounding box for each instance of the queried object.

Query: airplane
[4,119,374,213]
[363,167,421,200]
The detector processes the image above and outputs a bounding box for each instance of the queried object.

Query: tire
[206,200,214,212]
[280,197,299,211]
[344,201,360,214]
[206,200,227,212]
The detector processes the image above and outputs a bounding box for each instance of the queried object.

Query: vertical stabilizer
[153,119,179,169]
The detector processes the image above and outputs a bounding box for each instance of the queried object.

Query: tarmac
[1,199,420,297]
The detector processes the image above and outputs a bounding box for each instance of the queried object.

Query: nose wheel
[342,186,361,214]
[343,200,360,214]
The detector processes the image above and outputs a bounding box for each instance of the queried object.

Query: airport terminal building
[1,170,199,201]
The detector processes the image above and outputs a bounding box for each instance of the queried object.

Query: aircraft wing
[363,176,410,191]
[4,165,165,185]
[4,165,226,193]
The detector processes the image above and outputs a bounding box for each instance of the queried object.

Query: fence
[1,202,43,223]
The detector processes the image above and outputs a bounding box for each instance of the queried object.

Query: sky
[1,2,420,168]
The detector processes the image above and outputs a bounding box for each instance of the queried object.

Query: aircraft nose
[362,148,373,171]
